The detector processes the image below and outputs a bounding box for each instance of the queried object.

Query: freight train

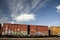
[0,23,60,38]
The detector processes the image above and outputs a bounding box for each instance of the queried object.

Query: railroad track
[0,37,60,40]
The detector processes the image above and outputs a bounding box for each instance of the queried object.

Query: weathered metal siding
[0,24,1,35]
[30,25,37,35]
[2,23,48,36]
[37,26,48,32]
[50,26,60,36]
[37,26,48,36]
[30,25,48,36]
[2,23,28,36]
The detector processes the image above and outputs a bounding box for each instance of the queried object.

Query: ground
[0,37,60,40]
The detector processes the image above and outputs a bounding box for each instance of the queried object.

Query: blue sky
[0,0,60,26]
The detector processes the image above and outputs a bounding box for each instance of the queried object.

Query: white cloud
[7,0,48,23]
[11,21,15,24]
[56,5,60,13]
[7,0,28,18]
[56,5,60,10]
[32,0,49,12]
[7,0,37,23]
[14,13,36,22]
[7,0,48,18]
[31,0,41,9]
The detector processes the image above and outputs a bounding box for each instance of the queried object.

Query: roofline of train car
[1,23,60,27]
[1,23,48,27]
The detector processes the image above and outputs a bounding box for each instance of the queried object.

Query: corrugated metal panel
[37,26,48,32]
[11,24,15,31]
[50,26,60,36]
[0,24,1,35]
[37,26,48,36]
[30,25,36,35]
[0,24,1,29]
[19,25,28,36]
[2,23,28,36]
[8,24,12,30]
[30,25,48,36]
[2,23,9,35]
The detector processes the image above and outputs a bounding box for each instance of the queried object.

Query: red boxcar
[0,24,1,35]
[30,25,48,36]
[2,23,28,36]
[2,23,48,37]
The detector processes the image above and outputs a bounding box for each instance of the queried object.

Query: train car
[30,25,48,37]
[1,23,49,38]
[2,23,60,38]
[2,23,28,37]
[50,26,60,37]
[0,24,1,35]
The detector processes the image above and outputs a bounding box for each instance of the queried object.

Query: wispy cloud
[7,0,27,18]
[52,21,59,24]
[0,9,3,14]
[48,21,59,26]
[6,0,49,23]
[7,0,37,22]
[32,0,49,12]
[0,16,13,24]
[36,21,59,27]
[56,5,60,13]
[31,0,41,9]
[0,9,10,23]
